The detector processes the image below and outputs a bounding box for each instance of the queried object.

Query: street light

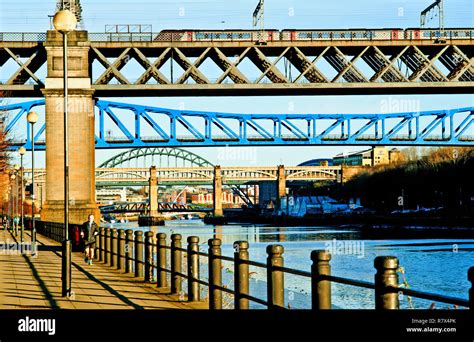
[53,9,77,298]
[27,110,38,256]
[9,172,16,234]
[18,147,26,242]
[13,164,20,236]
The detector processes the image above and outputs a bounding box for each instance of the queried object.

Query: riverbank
[205,214,474,237]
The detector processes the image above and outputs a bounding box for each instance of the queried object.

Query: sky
[1,0,473,168]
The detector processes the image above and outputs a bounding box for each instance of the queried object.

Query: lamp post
[27,111,38,255]
[53,9,77,298]
[13,164,20,236]
[18,147,26,242]
[9,172,16,233]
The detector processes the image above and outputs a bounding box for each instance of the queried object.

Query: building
[298,158,333,167]
[333,147,399,167]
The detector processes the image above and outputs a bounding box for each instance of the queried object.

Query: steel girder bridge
[23,165,342,187]
[2,100,473,149]
[99,202,210,214]
[0,29,472,98]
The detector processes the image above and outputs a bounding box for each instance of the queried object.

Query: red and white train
[152,28,473,42]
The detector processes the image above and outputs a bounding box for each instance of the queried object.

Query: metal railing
[1,29,472,43]
[90,227,473,310]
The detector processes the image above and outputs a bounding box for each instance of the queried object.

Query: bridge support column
[149,166,159,216]
[213,166,223,217]
[276,165,286,213]
[40,30,99,225]
[138,166,164,226]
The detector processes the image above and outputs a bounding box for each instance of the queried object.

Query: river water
[104,220,473,309]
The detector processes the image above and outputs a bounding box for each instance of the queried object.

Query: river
[103,220,473,309]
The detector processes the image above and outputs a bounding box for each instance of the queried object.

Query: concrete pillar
[213,166,223,217]
[40,30,99,225]
[149,166,158,216]
[276,165,286,211]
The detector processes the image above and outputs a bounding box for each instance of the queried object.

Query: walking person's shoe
[88,259,93,265]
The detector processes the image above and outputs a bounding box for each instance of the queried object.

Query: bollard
[208,238,222,310]
[111,228,118,268]
[134,231,144,278]
[374,256,399,310]
[187,236,200,302]
[170,234,182,295]
[125,229,134,274]
[234,241,249,310]
[118,229,125,271]
[156,233,168,288]
[98,228,104,262]
[104,228,111,265]
[144,231,154,282]
[95,227,101,261]
[267,244,285,309]
[468,267,474,310]
[311,250,332,310]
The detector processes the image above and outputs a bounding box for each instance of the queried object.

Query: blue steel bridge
[2,99,473,150]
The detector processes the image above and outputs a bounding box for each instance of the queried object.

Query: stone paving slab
[0,229,207,310]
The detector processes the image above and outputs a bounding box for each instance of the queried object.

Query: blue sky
[1,0,473,168]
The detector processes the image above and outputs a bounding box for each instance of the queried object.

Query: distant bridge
[23,165,342,186]
[99,202,210,214]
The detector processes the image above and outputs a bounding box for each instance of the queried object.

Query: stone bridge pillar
[149,166,159,216]
[40,30,99,225]
[213,166,223,217]
[276,165,286,212]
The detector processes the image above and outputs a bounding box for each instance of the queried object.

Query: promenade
[0,229,205,309]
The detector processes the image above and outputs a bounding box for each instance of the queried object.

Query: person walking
[81,214,99,265]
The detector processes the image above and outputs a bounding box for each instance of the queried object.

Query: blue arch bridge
[1,100,473,150]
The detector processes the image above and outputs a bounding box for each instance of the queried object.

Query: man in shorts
[81,214,99,265]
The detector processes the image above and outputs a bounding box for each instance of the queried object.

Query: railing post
[95,227,101,261]
[208,238,222,310]
[98,227,104,262]
[156,233,168,288]
[187,236,200,302]
[468,267,474,310]
[311,250,332,309]
[104,228,111,265]
[234,241,249,310]
[134,230,144,278]
[171,234,182,295]
[118,229,125,271]
[125,229,134,274]
[111,228,118,268]
[267,244,285,309]
[144,231,154,282]
[374,256,399,310]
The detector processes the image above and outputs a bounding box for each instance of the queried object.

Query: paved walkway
[0,229,206,309]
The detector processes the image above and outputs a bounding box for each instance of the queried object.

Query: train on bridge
[151,28,473,42]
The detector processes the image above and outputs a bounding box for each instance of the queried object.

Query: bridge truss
[2,100,473,149]
[0,30,473,97]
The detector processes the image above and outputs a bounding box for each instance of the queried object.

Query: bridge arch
[98,147,214,168]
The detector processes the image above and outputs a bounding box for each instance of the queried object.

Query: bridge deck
[0,229,205,309]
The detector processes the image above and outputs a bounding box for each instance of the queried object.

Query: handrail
[36,223,473,310]
[1,29,472,42]
[390,286,469,307]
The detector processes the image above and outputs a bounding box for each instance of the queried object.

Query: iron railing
[1,29,472,42]
[85,227,474,310]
